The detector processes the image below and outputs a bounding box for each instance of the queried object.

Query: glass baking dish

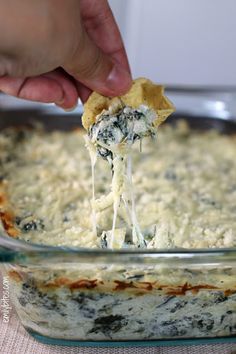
[0,88,236,347]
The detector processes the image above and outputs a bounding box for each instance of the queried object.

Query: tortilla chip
[82,77,175,130]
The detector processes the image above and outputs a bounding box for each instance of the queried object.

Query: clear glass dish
[0,88,236,347]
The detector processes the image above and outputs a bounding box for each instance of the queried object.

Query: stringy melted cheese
[0,120,236,249]
[87,104,157,248]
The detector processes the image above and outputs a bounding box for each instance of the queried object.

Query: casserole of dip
[0,89,236,346]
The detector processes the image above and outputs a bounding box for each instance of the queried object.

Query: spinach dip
[1,120,235,249]
[1,118,236,341]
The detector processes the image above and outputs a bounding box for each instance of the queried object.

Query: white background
[109,0,236,86]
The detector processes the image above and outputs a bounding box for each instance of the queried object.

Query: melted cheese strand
[127,153,146,247]
[110,156,125,245]
[110,150,145,248]
[110,198,119,248]
[91,157,97,237]
[87,105,158,248]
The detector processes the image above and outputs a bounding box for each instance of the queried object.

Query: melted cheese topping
[0,120,236,249]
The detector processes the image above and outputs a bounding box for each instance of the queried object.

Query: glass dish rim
[1,232,236,257]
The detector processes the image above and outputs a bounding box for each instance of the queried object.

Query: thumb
[63,29,132,97]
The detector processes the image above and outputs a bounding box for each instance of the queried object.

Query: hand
[0,0,132,109]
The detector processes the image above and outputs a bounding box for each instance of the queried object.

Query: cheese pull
[83,78,175,249]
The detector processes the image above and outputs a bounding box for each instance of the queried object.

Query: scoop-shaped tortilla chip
[82,77,175,130]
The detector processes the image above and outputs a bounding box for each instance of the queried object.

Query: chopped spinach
[90,315,127,336]
[23,221,38,232]
[89,105,156,161]
[164,169,177,181]
[16,217,45,232]
[100,233,108,248]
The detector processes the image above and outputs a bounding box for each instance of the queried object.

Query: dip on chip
[82,78,175,249]
[82,77,175,130]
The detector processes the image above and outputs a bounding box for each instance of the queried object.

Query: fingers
[42,69,78,109]
[0,0,132,107]
[63,0,132,98]
[64,28,132,97]
[0,76,64,103]
[76,82,92,103]
[80,0,131,74]
[0,69,78,108]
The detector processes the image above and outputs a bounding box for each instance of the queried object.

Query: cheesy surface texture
[0,121,236,249]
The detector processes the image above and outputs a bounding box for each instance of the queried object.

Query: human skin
[0,0,132,109]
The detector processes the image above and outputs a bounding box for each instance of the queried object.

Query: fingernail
[106,65,132,95]
[55,97,65,105]
[55,103,78,112]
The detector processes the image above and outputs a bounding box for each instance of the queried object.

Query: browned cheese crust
[0,181,19,237]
